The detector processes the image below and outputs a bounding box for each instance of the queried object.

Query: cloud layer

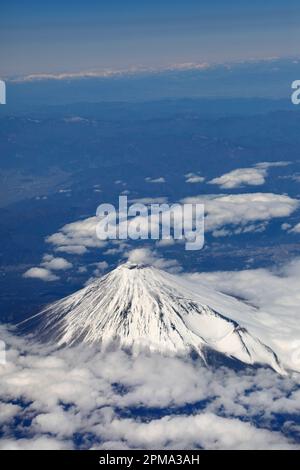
[0,326,299,450]
[43,192,298,257]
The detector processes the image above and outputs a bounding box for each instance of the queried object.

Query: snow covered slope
[26,262,284,373]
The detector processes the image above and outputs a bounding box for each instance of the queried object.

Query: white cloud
[11,62,210,83]
[32,410,79,437]
[185,173,205,184]
[289,222,300,234]
[22,267,59,282]
[46,216,107,253]
[155,238,176,247]
[0,403,21,425]
[255,161,291,169]
[93,261,109,277]
[23,255,73,282]
[103,241,130,256]
[129,197,168,204]
[41,255,73,271]
[55,245,88,255]
[145,177,166,183]
[58,189,72,194]
[209,162,291,189]
[94,413,295,450]
[210,228,231,237]
[0,437,71,450]
[281,223,292,231]
[64,116,88,123]
[182,193,298,234]
[209,168,267,189]
[212,222,267,237]
[125,248,180,272]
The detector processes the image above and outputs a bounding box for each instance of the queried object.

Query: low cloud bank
[0,327,299,450]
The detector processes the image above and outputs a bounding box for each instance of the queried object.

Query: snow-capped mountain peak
[25,262,284,373]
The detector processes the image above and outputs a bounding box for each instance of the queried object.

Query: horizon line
[3,55,299,84]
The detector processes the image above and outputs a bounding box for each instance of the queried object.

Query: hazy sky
[0,0,299,77]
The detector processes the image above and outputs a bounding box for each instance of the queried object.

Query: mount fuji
[24,262,284,373]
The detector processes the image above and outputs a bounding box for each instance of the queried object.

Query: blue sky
[0,0,299,76]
